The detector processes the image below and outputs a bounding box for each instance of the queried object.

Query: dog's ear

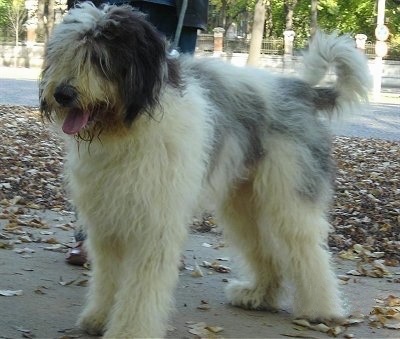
[95,6,176,123]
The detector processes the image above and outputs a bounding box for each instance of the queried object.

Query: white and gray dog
[39,3,371,338]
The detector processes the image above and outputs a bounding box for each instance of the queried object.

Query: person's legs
[132,1,198,54]
[178,27,198,54]
[132,2,177,41]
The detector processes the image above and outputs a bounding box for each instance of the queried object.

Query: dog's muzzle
[54,84,77,107]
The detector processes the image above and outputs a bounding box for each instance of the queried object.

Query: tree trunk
[35,0,56,42]
[221,0,227,29]
[310,0,318,37]
[15,21,19,46]
[265,0,272,37]
[247,0,266,66]
[14,20,19,67]
[284,0,298,30]
[37,0,46,42]
[47,0,55,39]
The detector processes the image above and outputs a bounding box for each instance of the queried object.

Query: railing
[195,34,214,52]
[362,41,400,60]
[196,35,400,60]
[223,38,284,55]
[196,35,284,55]
[365,41,376,58]
[224,38,249,53]
[261,38,284,55]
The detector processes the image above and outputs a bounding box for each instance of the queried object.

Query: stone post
[355,34,367,51]
[283,30,295,74]
[26,23,37,45]
[213,27,225,57]
[283,30,295,56]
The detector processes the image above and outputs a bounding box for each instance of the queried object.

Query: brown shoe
[66,241,87,266]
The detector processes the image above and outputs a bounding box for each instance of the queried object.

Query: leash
[171,0,188,53]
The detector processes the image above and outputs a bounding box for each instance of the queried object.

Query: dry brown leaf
[191,262,204,277]
[385,295,400,307]
[43,237,60,244]
[0,240,14,249]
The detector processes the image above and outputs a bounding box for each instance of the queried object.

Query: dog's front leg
[78,233,122,335]
[104,221,187,338]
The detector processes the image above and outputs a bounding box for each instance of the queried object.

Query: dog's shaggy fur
[39,3,371,338]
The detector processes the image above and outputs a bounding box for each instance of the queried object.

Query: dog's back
[185,31,371,120]
[180,33,371,205]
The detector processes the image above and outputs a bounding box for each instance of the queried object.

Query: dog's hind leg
[251,137,344,321]
[222,180,284,312]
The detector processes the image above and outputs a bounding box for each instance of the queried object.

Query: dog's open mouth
[62,108,91,135]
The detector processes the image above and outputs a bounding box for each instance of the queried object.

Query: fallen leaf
[191,262,204,278]
[14,247,35,254]
[0,289,23,296]
[43,244,66,252]
[59,277,77,286]
[0,241,14,249]
[205,326,224,333]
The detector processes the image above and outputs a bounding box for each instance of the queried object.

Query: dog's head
[39,2,181,141]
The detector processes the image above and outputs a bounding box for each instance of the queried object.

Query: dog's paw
[225,280,279,311]
[78,310,107,336]
[104,327,164,339]
[294,308,346,325]
[293,292,345,324]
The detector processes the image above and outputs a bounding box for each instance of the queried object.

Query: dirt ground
[1,208,400,339]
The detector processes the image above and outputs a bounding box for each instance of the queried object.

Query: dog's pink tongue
[62,109,90,135]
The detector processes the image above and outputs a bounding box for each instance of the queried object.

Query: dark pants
[133,1,198,54]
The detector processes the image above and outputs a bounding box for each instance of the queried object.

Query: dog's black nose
[54,85,77,107]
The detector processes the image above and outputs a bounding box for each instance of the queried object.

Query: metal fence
[196,35,400,60]
[196,34,284,55]
[195,34,214,52]
[352,41,399,60]
[223,37,284,55]
[261,38,284,55]
[365,41,376,58]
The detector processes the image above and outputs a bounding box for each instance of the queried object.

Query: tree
[284,0,297,30]
[0,0,10,28]
[7,0,26,46]
[37,0,56,42]
[209,0,251,34]
[247,0,267,66]
[310,0,318,37]
[264,0,273,36]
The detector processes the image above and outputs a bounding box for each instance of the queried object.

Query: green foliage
[0,0,398,59]
[209,0,255,32]
[386,1,400,42]
[0,0,27,44]
[6,0,27,45]
[210,0,399,54]
[388,35,400,60]
[0,0,12,27]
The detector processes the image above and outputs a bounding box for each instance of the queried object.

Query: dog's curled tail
[302,31,372,115]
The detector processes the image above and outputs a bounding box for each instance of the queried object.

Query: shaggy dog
[39,3,371,338]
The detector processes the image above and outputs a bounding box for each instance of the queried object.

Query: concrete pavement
[0,67,40,106]
[1,209,400,338]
